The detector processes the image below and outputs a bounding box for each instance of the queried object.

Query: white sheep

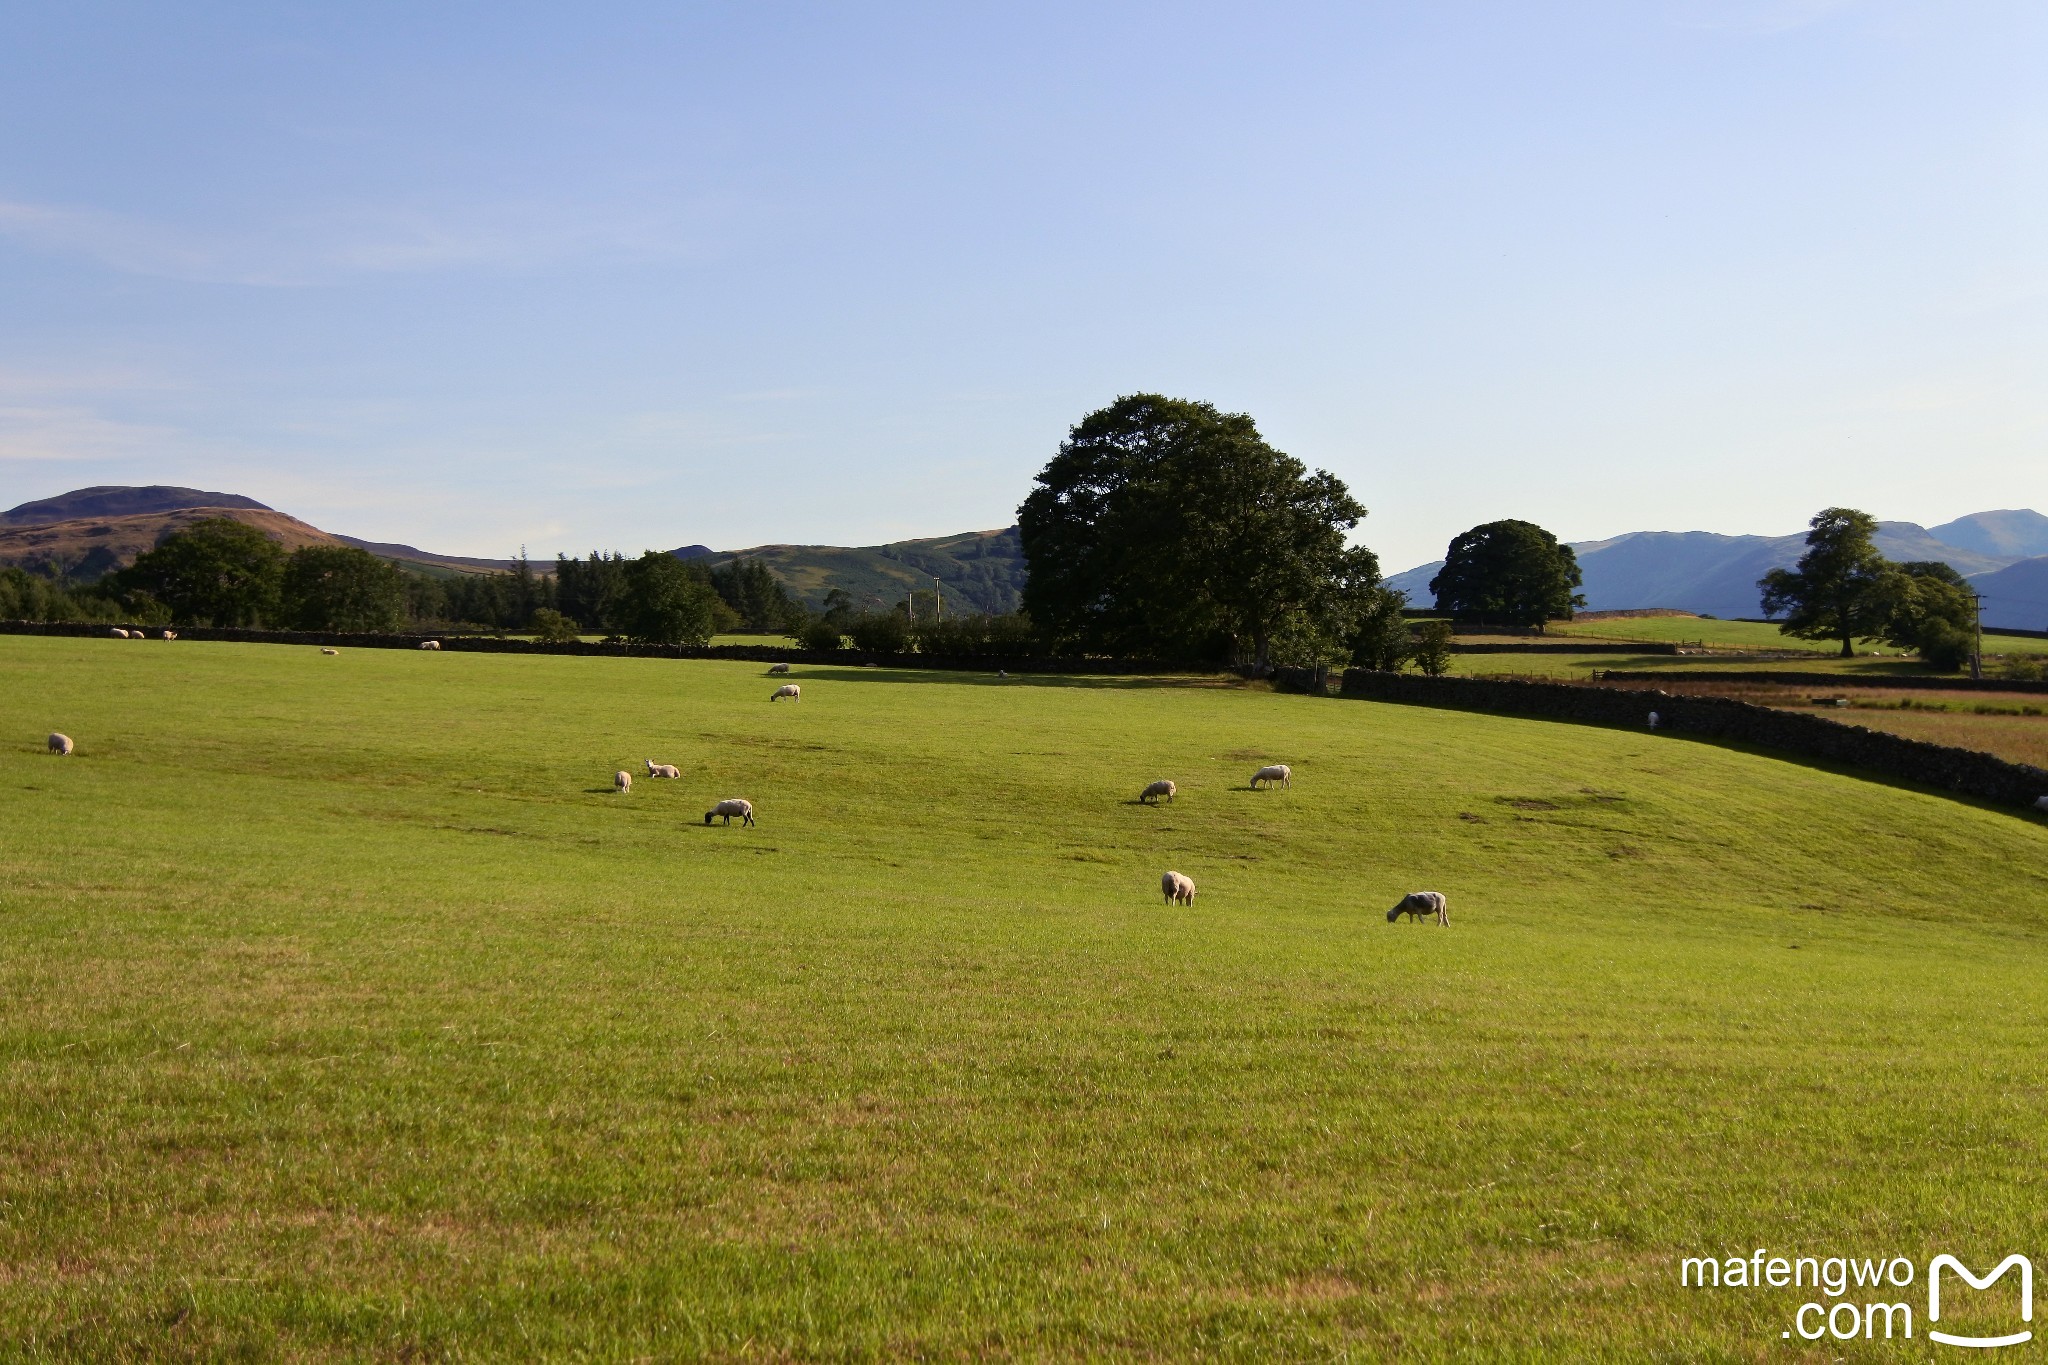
[2036,795,2048,813]
[1251,764,1291,789]
[645,760,681,779]
[1139,779,1177,805]
[1647,711,1660,730]
[1384,896,1449,929]
[768,662,791,675]
[771,683,801,701]
[419,639,442,651]
[320,647,339,656]
[615,770,632,793]
[1161,870,1196,906]
[705,797,755,827]
[48,732,73,756]
[110,627,129,639]
[1387,891,1449,925]
[160,630,176,640]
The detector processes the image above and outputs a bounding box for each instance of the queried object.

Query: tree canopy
[1427,520,1583,630]
[279,545,408,632]
[115,517,286,626]
[618,551,720,646]
[1757,508,1895,657]
[1018,394,1376,667]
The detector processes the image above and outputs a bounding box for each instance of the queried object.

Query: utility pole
[1971,591,1985,680]
[934,576,943,623]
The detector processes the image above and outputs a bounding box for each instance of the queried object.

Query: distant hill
[0,507,345,581]
[1,485,272,527]
[688,527,1025,617]
[332,535,524,575]
[1971,556,2048,631]
[1384,513,2040,620]
[1927,509,2048,561]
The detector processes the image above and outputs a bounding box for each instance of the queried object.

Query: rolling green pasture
[4,636,2048,1360]
[1541,616,1829,652]
[1448,651,1935,680]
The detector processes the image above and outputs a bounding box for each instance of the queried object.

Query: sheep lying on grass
[320,647,339,656]
[772,684,801,701]
[48,732,73,756]
[1161,870,1195,906]
[419,640,442,651]
[1251,764,1291,789]
[705,798,755,827]
[615,770,632,793]
[110,628,129,639]
[645,760,681,779]
[1387,891,1449,925]
[1139,779,1176,805]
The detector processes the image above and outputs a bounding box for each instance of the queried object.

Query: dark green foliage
[279,546,408,632]
[1350,588,1414,671]
[1758,508,1894,657]
[114,517,285,626]
[1429,520,1584,630]
[0,566,123,623]
[619,551,719,646]
[1411,620,1455,677]
[911,613,1041,657]
[530,608,580,643]
[799,618,845,651]
[555,553,632,633]
[820,588,856,628]
[847,611,911,653]
[1880,562,1977,671]
[1019,394,1374,666]
[711,556,805,635]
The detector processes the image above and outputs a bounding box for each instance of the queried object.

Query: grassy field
[1447,651,1940,680]
[4,636,2048,1360]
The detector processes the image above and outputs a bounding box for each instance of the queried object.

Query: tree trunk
[1839,634,1854,657]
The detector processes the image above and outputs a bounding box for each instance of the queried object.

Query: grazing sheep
[644,760,681,779]
[1387,891,1449,925]
[419,639,442,651]
[771,683,801,701]
[705,797,755,827]
[768,662,790,675]
[2037,795,2048,813]
[320,647,339,656]
[160,630,176,640]
[1251,764,1292,789]
[1161,870,1196,906]
[615,770,632,793]
[110,627,129,639]
[47,732,73,756]
[1647,711,1660,730]
[998,669,1008,679]
[1139,779,1177,805]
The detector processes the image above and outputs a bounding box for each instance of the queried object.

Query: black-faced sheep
[1387,891,1449,924]
[47,732,73,756]
[705,798,755,827]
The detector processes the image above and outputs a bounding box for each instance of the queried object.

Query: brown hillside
[0,508,346,581]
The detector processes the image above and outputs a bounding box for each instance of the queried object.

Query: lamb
[1387,891,1449,925]
[419,639,442,651]
[160,630,176,640]
[48,732,73,756]
[110,627,129,639]
[771,683,801,701]
[1251,764,1292,789]
[1139,779,1177,805]
[1161,870,1196,906]
[705,797,755,827]
[615,770,632,793]
[644,760,681,779]
[320,647,339,656]
[768,662,791,674]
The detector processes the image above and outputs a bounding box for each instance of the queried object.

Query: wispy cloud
[0,194,740,286]
[1667,0,1859,35]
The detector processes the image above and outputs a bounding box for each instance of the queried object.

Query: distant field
[1448,651,1938,680]
[4,636,2047,1359]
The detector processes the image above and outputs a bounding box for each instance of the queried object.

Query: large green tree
[1757,508,1894,657]
[279,546,408,632]
[116,517,286,626]
[1428,520,1584,631]
[1879,561,1977,671]
[1018,394,1374,667]
[618,551,719,646]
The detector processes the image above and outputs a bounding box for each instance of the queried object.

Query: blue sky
[0,1,2039,572]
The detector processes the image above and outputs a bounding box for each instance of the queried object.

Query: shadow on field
[788,667,1245,691]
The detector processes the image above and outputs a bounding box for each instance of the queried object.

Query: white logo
[1928,1254,2032,1349]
